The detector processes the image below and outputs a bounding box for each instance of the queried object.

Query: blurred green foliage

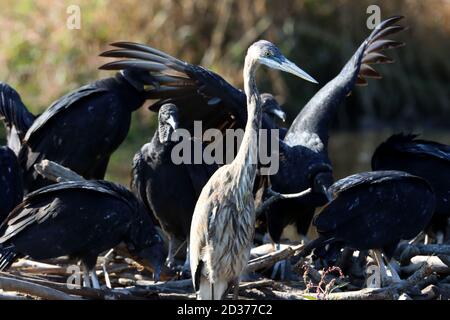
[0,0,448,184]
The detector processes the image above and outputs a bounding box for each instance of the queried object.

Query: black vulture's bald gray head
[158,103,179,144]
[247,40,318,84]
[260,93,286,122]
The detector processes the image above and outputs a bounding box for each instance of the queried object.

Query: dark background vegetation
[0,0,448,184]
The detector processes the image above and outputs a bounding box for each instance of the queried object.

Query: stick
[34,160,84,182]
[401,256,450,274]
[400,244,450,264]
[246,244,304,273]
[322,262,432,300]
[12,259,62,269]
[255,188,312,217]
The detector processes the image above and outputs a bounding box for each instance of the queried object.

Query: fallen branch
[401,256,450,274]
[400,244,450,264]
[34,160,85,182]
[246,244,304,273]
[0,275,78,300]
[322,262,432,300]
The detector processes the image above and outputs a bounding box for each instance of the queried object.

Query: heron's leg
[90,269,100,289]
[372,250,390,287]
[232,278,240,300]
[211,283,214,300]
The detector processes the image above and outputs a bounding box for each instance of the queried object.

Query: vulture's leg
[372,250,390,287]
[181,239,191,278]
[436,231,444,245]
[166,238,175,268]
[387,259,402,283]
[82,264,91,288]
[271,243,288,280]
[90,269,100,289]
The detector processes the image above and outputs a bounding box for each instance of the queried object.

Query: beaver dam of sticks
[1,240,450,300]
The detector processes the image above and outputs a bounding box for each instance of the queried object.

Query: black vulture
[0,68,155,193]
[0,83,35,156]
[262,16,406,245]
[0,146,23,221]
[0,180,165,288]
[99,41,287,135]
[372,134,450,243]
[132,97,286,273]
[302,170,435,286]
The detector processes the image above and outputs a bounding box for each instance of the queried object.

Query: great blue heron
[0,146,23,221]
[0,180,165,288]
[372,134,450,244]
[131,99,286,274]
[301,170,435,287]
[189,40,317,300]
[0,68,155,193]
[260,16,406,250]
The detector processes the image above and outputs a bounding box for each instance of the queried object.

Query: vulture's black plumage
[99,41,287,134]
[303,171,435,261]
[0,69,155,193]
[0,146,23,221]
[0,83,35,156]
[0,180,165,287]
[262,16,406,243]
[372,134,450,242]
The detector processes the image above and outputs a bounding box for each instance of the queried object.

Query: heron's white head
[247,40,318,84]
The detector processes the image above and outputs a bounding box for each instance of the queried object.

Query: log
[1,272,150,300]
[0,291,30,300]
[0,275,78,300]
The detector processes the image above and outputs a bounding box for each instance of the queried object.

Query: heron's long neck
[233,56,262,185]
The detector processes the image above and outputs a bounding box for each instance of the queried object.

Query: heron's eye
[264,51,271,57]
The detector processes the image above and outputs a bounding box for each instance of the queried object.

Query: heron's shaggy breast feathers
[190,163,256,289]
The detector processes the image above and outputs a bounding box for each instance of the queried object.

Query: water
[329,130,450,180]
